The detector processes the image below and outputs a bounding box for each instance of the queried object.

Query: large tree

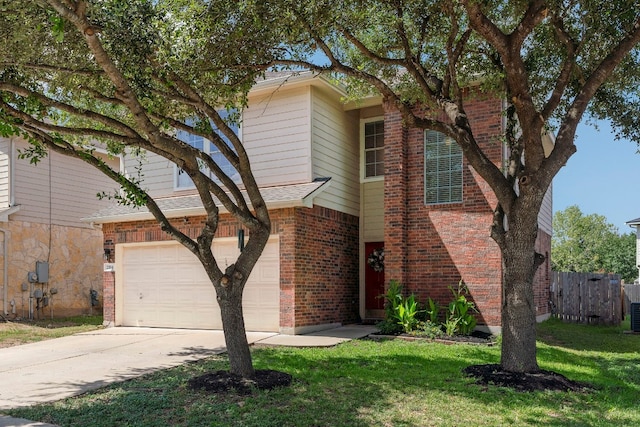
[266,0,640,373]
[553,205,636,282]
[0,1,280,378]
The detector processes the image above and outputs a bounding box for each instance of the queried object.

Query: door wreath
[367,247,385,272]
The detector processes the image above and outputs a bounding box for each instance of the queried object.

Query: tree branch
[24,125,204,261]
[541,13,579,121]
[0,82,138,138]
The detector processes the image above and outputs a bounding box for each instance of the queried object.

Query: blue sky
[552,120,640,234]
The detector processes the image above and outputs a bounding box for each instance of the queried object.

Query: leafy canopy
[552,205,636,282]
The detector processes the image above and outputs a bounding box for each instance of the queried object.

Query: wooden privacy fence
[551,272,622,325]
[623,284,640,316]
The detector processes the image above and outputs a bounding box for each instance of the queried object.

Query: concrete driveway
[0,327,276,410]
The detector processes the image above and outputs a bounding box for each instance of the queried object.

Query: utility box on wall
[36,261,49,283]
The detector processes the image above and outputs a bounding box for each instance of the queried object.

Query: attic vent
[631,303,640,332]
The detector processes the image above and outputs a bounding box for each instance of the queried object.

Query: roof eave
[83,183,330,225]
[626,218,640,227]
[250,71,347,98]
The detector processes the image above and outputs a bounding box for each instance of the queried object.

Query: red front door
[365,242,385,310]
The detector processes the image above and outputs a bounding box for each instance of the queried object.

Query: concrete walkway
[0,324,377,426]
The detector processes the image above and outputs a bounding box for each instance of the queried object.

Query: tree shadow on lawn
[536,342,640,391]
[247,341,635,426]
[244,343,599,425]
[7,340,639,426]
[536,318,640,354]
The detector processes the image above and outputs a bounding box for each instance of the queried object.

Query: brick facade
[101,205,359,332]
[99,89,552,332]
[383,94,550,328]
[287,206,360,329]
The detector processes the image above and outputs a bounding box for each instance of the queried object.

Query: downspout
[2,138,15,316]
[1,228,8,316]
[9,137,15,208]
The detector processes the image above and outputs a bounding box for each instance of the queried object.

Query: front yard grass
[0,315,103,348]
[6,317,640,426]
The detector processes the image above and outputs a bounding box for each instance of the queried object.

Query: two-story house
[0,137,120,319]
[87,72,552,334]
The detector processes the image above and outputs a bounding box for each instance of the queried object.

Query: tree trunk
[500,210,540,373]
[219,290,254,378]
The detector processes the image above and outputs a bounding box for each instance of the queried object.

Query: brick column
[383,105,409,288]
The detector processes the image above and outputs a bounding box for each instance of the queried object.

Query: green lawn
[0,315,104,348]
[6,318,640,426]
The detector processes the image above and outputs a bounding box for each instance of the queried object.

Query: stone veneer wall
[0,220,104,319]
[101,205,359,332]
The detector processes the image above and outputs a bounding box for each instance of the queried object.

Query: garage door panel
[255,264,278,282]
[173,286,216,306]
[121,238,280,332]
[124,246,158,263]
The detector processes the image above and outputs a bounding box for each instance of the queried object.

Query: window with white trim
[362,119,385,180]
[424,130,463,204]
[175,109,240,189]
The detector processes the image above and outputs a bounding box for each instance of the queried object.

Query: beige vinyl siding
[121,153,174,199]
[0,138,10,208]
[12,140,119,228]
[362,180,384,241]
[244,86,312,186]
[359,106,385,120]
[126,85,314,198]
[538,185,552,235]
[311,87,360,216]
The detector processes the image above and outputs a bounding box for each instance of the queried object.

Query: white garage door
[119,236,280,331]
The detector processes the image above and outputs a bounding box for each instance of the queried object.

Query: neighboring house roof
[84,179,331,224]
[626,217,640,227]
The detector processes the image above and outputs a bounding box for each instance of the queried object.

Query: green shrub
[380,279,403,321]
[426,297,440,323]
[410,320,444,339]
[446,281,478,336]
[395,294,421,333]
[444,317,460,336]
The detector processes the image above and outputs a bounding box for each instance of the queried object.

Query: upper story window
[362,118,384,180]
[424,130,463,205]
[175,109,240,189]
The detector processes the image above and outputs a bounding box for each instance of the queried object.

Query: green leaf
[50,15,64,42]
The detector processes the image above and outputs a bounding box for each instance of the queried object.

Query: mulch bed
[370,330,497,345]
[188,369,293,395]
[463,364,593,392]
